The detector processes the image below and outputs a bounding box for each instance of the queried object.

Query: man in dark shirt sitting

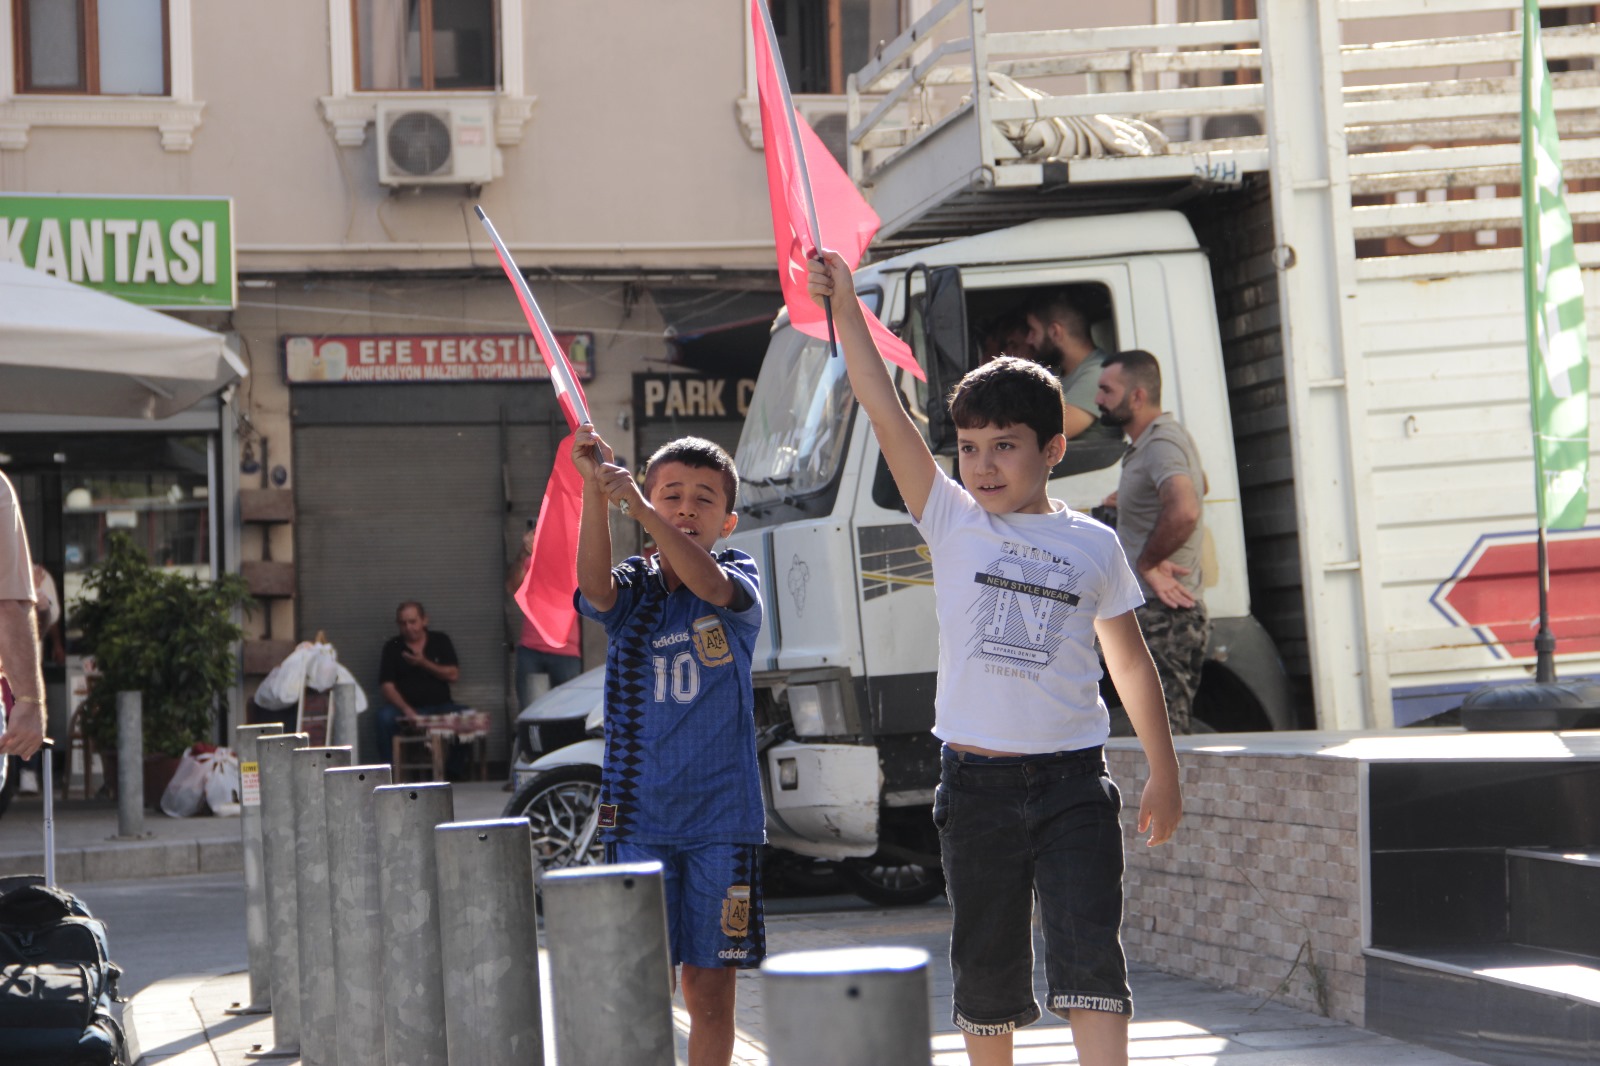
[373,600,465,772]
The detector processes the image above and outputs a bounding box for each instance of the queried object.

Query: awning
[0,263,246,419]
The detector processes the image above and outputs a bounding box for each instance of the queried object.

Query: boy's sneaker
[17,769,40,795]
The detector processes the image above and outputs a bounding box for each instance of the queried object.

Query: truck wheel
[1192,667,1268,733]
[503,764,606,876]
[837,855,946,907]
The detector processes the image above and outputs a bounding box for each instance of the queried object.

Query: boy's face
[956,422,1065,516]
[644,460,738,552]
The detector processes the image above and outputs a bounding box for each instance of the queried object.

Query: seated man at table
[372,600,467,774]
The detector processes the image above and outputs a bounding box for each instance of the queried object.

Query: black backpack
[0,875,127,1066]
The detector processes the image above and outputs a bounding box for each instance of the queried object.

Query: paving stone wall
[1106,748,1365,1025]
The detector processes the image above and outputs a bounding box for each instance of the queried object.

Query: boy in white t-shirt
[809,254,1182,1066]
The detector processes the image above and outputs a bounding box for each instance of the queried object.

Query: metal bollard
[232,722,283,1014]
[330,683,361,753]
[325,764,392,1066]
[762,947,933,1066]
[256,732,310,1055]
[435,819,544,1066]
[115,691,144,838]
[293,746,352,1066]
[375,782,454,1066]
[542,862,674,1066]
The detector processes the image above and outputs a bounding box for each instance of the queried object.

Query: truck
[510,0,1600,904]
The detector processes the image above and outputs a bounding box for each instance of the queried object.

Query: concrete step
[1367,943,1600,1065]
[1508,848,1600,958]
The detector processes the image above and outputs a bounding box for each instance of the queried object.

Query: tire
[502,764,606,877]
[837,854,946,907]
[836,806,947,907]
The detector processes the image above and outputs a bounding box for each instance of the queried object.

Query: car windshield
[735,322,858,512]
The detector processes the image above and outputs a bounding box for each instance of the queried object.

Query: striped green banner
[1522,0,1590,530]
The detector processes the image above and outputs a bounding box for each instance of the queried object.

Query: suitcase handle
[40,739,54,889]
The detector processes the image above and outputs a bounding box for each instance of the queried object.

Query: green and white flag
[1522,0,1590,530]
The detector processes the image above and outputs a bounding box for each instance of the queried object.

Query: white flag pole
[474,206,591,427]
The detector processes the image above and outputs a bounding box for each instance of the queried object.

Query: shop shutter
[294,423,520,759]
[635,419,745,477]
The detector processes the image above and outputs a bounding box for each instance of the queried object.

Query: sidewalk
[0,779,511,883]
[125,903,1486,1066]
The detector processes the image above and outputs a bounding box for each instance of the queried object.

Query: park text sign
[635,372,757,421]
[0,193,235,308]
[283,332,596,384]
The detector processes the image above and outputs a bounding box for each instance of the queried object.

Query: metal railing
[845,0,1600,244]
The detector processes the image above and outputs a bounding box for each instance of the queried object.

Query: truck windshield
[736,322,857,514]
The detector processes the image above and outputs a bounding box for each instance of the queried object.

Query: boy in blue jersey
[810,253,1182,1066]
[572,427,764,1066]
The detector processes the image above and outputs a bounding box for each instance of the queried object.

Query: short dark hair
[396,600,426,620]
[947,356,1065,448]
[1027,292,1090,342]
[643,436,739,510]
[1101,349,1163,406]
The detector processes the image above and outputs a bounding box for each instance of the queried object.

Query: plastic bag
[160,746,213,818]
[255,641,369,714]
[204,748,242,817]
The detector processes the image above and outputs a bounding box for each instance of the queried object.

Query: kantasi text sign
[0,193,234,308]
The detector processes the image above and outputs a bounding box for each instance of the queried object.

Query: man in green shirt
[1026,293,1121,442]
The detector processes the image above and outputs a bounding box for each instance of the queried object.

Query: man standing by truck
[1097,350,1209,734]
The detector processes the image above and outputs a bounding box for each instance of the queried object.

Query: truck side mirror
[903,265,971,454]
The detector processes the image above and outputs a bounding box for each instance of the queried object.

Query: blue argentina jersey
[576,549,765,844]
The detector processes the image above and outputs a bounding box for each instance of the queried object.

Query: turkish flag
[516,435,585,649]
[751,0,924,380]
[476,207,594,651]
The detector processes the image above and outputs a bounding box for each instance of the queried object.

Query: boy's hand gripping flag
[751,0,924,381]
[476,206,591,649]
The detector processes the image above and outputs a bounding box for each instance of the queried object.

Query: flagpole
[1522,2,1557,683]
[755,0,839,354]
[474,206,592,428]
[1463,1,1598,728]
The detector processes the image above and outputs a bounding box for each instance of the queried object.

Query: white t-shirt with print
[913,469,1144,754]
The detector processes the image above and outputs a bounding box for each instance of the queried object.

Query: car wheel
[502,764,606,877]
[837,854,946,907]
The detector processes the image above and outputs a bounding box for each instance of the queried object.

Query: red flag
[751,0,924,380]
[475,207,592,650]
[515,435,585,649]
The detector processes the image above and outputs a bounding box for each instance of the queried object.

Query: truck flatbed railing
[849,0,1600,248]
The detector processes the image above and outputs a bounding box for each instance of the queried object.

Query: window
[15,0,168,95]
[355,0,496,91]
[769,0,902,95]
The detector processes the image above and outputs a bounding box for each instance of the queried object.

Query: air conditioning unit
[376,101,496,187]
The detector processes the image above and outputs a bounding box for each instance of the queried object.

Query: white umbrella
[0,262,246,419]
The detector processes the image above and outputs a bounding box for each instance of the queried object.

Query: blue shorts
[605,840,766,970]
[937,744,1131,1035]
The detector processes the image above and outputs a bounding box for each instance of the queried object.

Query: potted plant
[73,531,253,806]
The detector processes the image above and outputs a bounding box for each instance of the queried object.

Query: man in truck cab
[1025,293,1122,442]
[1096,349,1210,735]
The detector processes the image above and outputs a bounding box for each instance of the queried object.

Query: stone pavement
[125,902,1487,1065]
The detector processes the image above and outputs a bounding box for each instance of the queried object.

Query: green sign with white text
[0,193,235,309]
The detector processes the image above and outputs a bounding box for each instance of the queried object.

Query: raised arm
[573,424,620,613]
[808,252,939,521]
